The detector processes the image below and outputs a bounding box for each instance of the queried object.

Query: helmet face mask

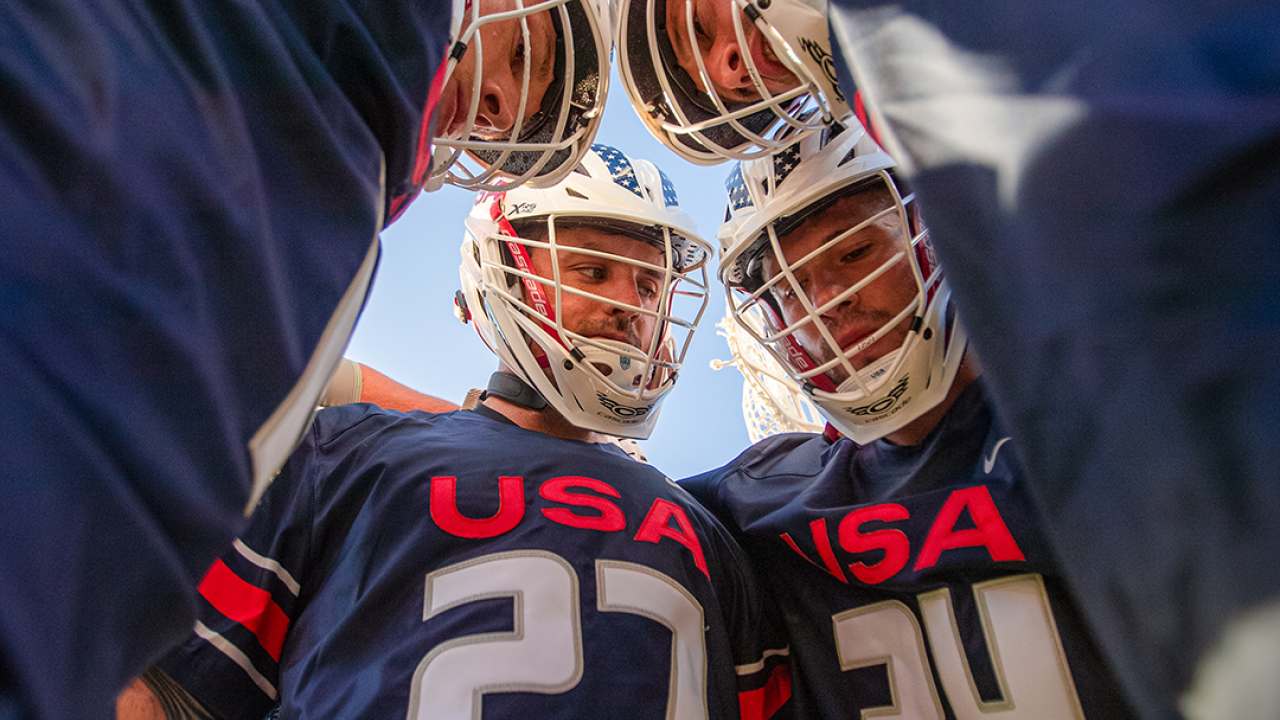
[719,121,967,443]
[459,145,713,439]
[751,182,924,387]
[614,0,846,164]
[428,0,611,191]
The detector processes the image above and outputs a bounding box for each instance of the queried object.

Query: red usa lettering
[780,485,1025,584]
[428,475,709,579]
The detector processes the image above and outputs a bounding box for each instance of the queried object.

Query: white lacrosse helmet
[613,0,846,165]
[457,144,713,438]
[710,306,824,441]
[427,0,612,191]
[719,119,968,444]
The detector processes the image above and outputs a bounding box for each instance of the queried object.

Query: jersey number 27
[407,550,709,720]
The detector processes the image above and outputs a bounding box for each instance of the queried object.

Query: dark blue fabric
[160,406,788,720]
[682,383,1138,719]
[0,0,447,717]
[824,3,1280,717]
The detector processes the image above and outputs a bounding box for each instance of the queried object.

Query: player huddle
[107,0,1137,717]
[5,0,1267,718]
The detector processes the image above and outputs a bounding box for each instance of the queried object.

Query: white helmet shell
[458,144,713,438]
[613,0,847,164]
[428,0,612,191]
[719,119,968,444]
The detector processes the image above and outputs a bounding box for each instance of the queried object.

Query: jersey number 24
[834,573,1086,719]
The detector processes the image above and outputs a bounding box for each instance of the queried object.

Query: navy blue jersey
[825,3,1279,717]
[159,405,791,720]
[682,382,1136,719]
[0,1,447,717]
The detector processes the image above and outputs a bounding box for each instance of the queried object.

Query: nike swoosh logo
[984,437,1013,474]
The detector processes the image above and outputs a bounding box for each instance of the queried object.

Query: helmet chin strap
[480,371,549,410]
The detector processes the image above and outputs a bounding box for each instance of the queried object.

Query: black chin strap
[480,372,548,411]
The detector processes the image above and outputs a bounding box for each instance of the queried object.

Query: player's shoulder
[681,432,834,502]
[715,431,837,481]
[311,403,463,444]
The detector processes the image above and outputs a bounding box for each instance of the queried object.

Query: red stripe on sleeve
[738,663,792,720]
[197,559,291,661]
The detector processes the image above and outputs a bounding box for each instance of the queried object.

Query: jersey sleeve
[680,438,832,720]
[726,560,795,720]
[685,493,794,720]
[680,433,817,528]
[156,422,323,720]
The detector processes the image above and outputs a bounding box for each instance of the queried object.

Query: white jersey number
[832,574,1086,719]
[407,551,708,720]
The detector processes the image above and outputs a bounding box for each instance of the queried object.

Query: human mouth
[593,332,633,346]
[828,321,898,367]
[747,32,798,87]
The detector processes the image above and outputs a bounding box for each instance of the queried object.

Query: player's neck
[881,353,980,447]
[481,394,604,443]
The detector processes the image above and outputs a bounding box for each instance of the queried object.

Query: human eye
[842,244,871,263]
[689,0,711,41]
[575,265,605,281]
[771,278,798,302]
[638,278,661,301]
[693,15,708,40]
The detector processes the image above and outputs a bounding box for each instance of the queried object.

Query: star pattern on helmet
[592,143,643,198]
[659,169,679,207]
[726,166,752,211]
[772,143,802,186]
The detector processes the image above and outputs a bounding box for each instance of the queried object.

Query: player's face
[665,0,801,105]
[436,0,557,141]
[528,227,666,353]
[762,188,918,385]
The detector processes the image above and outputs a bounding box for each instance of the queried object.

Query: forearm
[321,359,460,413]
[357,363,460,413]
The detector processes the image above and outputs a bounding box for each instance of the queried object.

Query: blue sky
[346,66,757,480]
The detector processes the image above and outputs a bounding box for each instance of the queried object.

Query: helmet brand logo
[509,202,537,216]
[619,357,631,370]
[505,240,551,317]
[799,37,843,103]
[846,376,909,416]
[597,394,652,418]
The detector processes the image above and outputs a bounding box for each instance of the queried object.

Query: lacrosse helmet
[614,0,846,165]
[425,0,611,191]
[458,144,713,438]
[719,119,967,444]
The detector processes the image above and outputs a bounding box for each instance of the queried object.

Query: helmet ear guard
[457,145,713,438]
[718,118,968,444]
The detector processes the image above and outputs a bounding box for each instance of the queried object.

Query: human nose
[475,71,520,134]
[705,37,754,93]
[809,264,858,316]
